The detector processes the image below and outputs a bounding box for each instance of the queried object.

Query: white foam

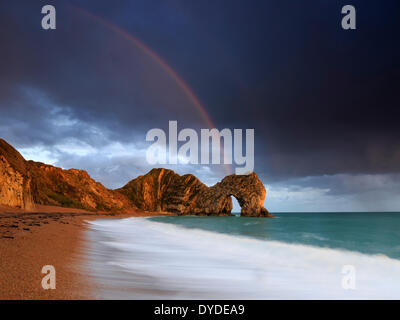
[86,217,400,299]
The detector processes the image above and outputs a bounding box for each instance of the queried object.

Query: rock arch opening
[231,195,241,215]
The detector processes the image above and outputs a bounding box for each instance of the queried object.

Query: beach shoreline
[0,204,174,300]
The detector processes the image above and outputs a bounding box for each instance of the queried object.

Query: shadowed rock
[196,172,272,217]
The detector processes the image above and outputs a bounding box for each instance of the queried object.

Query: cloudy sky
[1,0,399,212]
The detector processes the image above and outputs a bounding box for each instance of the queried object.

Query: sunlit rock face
[118,168,271,217]
[0,139,34,210]
[117,168,208,213]
[0,138,134,212]
[26,161,134,212]
[0,139,270,216]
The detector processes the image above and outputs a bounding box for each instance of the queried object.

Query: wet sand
[0,205,174,299]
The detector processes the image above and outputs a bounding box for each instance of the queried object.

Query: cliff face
[118,168,271,217]
[0,140,34,210]
[26,161,133,211]
[117,168,209,213]
[0,139,133,212]
[0,139,270,217]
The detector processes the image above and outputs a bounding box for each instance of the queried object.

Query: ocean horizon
[84,212,400,299]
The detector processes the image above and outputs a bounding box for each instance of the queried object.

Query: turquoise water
[150,212,400,260]
[87,213,400,299]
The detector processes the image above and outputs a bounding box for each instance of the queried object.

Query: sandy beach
[0,204,173,300]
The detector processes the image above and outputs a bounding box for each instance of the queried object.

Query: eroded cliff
[0,139,133,211]
[118,168,271,217]
[0,139,34,210]
[0,139,271,217]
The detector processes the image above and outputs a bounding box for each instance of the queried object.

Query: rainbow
[72,6,231,175]
[72,6,215,129]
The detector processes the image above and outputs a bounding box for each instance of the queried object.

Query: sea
[85,212,400,299]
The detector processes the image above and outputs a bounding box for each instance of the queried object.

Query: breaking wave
[85,217,400,299]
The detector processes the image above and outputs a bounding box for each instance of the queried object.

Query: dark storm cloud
[195,0,400,179]
[0,0,208,145]
[0,0,399,185]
